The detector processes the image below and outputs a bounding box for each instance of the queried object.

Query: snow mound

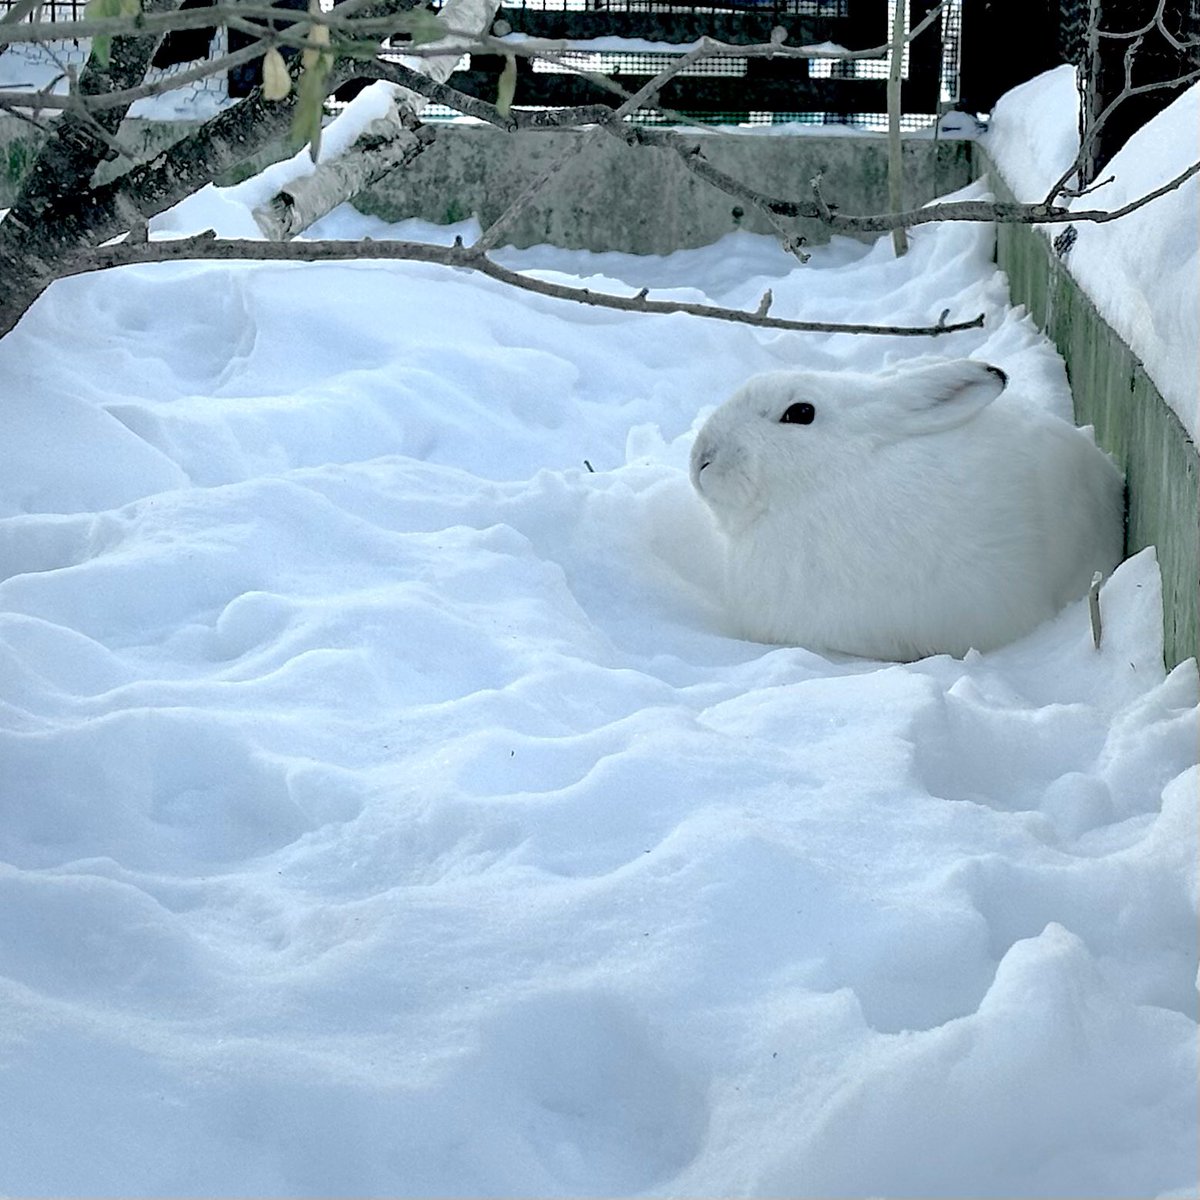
[984,68,1200,440]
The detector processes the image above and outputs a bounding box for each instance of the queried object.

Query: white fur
[689,357,1125,660]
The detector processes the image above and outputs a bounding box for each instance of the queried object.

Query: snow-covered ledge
[977,68,1199,671]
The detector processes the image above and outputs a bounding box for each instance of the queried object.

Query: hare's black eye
[780,402,816,425]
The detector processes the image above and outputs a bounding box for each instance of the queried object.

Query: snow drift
[0,180,1196,1197]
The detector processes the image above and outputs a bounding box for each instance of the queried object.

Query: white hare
[689,357,1124,660]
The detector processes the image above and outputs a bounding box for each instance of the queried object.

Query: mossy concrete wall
[354,126,973,253]
[973,149,1198,670]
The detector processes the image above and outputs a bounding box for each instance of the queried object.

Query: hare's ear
[875,359,1007,438]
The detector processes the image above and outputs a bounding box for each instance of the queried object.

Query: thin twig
[810,172,833,223]
[362,57,611,128]
[1088,571,1104,648]
[607,38,708,121]
[1047,63,1200,202]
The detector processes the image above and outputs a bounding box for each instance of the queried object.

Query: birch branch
[251,0,499,239]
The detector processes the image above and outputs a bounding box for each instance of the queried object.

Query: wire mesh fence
[0,0,959,125]
[497,0,848,12]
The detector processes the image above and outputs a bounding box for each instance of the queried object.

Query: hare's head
[690,358,1008,533]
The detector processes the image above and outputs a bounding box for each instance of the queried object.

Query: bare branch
[1052,63,1200,202]
[1056,172,1116,200]
[839,159,1200,232]
[631,127,1200,236]
[810,172,833,223]
[606,39,708,121]
[1094,0,1198,47]
[361,57,612,129]
[69,233,986,337]
[1067,157,1200,223]
[1089,570,1104,649]
[624,130,810,261]
[487,0,947,65]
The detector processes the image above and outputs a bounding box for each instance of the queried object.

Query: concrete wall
[354,126,974,254]
[974,149,1199,670]
[0,119,973,253]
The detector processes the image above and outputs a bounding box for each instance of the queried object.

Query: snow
[983,66,1200,441]
[2,169,1199,1195]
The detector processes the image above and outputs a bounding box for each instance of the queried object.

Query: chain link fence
[0,0,231,112]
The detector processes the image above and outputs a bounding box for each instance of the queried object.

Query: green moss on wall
[981,149,1199,670]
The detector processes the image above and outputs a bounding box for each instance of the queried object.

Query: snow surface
[983,66,1200,441]
[1,178,1198,1196]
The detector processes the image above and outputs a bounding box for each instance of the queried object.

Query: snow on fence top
[984,66,1200,443]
